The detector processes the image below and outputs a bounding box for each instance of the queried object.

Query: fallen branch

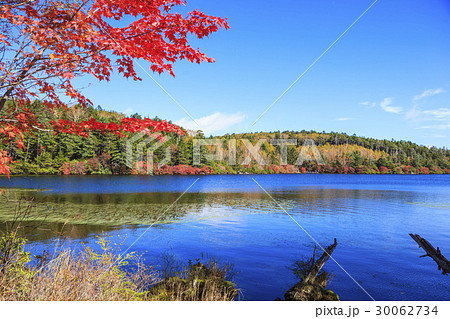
[284,239,339,301]
[303,238,338,285]
[409,233,450,275]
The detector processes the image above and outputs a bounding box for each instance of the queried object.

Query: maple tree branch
[69,0,90,22]
[121,29,154,42]
[0,55,42,111]
[0,0,36,9]
[3,38,32,78]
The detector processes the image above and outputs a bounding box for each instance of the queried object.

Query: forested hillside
[2,103,449,176]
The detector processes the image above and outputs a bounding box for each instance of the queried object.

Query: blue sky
[75,0,450,147]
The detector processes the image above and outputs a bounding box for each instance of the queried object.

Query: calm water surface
[0,174,449,301]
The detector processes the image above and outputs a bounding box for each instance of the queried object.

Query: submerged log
[284,239,339,301]
[409,233,450,275]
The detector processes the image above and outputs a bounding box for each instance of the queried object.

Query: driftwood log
[284,239,339,301]
[303,238,338,285]
[409,233,450,275]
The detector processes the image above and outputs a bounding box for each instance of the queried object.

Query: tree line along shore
[2,103,449,176]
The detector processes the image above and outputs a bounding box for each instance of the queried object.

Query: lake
[0,174,449,301]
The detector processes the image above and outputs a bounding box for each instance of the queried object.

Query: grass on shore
[0,232,237,301]
[0,194,238,301]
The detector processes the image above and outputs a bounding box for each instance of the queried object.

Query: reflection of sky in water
[0,174,449,301]
[1,174,449,194]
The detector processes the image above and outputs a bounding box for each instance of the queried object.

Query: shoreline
[2,171,449,178]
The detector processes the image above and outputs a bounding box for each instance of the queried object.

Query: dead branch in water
[303,238,338,285]
[409,233,450,275]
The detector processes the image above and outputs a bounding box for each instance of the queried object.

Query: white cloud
[360,101,376,107]
[335,117,353,121]
[418,123,450,130]
[413,88,445,101]
[380,97,402,114]
[360,98,402,113]
[405,105,420,120]
[405,87,449,132]
[408,107,450,131]
[176,112,246,135]
[422,108,450,120]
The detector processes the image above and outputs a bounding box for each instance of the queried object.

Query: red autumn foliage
[430,166,443,174]
[130,163,214,175]
[172,164,214,175]
[0,150,11,178]
[379,166,390,174]
[402,165,412,174]
[0,0,228,176]
[59,161,90,175]
[156,164,174,175]
[72,162,87,175]
[130,161,148,175]
[87,157,100,172]
[154,164,213,175]
[267,165,285,174]
[50,117,184,139]
[59,162,72,175]
[417,167,430,174]
[393,166,403,174]
[0,0,228,109]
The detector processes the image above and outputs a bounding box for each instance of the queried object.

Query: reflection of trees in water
[0,188,418,241]
[0,221,125,242]
[0,195,192,227]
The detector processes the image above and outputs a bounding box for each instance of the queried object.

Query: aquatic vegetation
[0,188,288,229]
